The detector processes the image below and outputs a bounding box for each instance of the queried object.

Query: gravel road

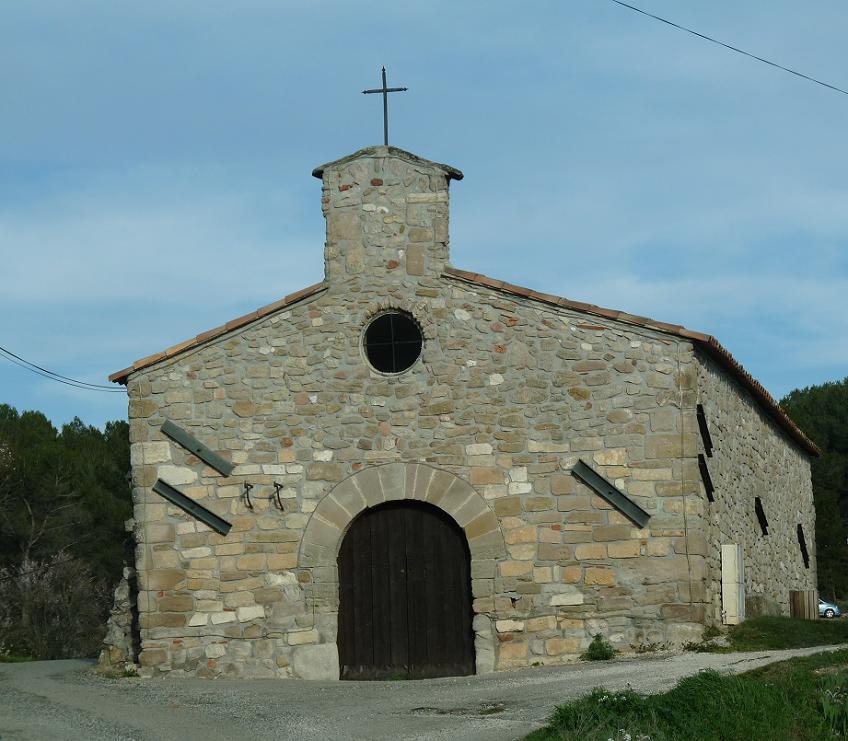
[1,645,844,741]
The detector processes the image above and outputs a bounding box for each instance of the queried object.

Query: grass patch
[686,616,848,653]
[726,616,848,651]
[528,649,848,740]
[0,654,35,663]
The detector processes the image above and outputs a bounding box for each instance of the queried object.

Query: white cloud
[0,165,322,304]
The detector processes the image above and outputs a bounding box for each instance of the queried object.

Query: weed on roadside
[581,634,616,661]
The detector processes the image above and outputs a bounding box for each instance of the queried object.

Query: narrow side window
[696,403,714,457]
[797,524,810,568]
[754,497,769,536]
[698,454,715,502]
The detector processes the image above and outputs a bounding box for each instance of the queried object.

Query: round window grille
[363,311,423,373]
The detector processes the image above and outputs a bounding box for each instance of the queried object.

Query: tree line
[781,378,848,601]
[0,404,131,658]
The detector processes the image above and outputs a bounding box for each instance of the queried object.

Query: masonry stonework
[697,353,816,620]
[113,146,817,679]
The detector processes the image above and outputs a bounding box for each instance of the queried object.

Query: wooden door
[337,501,475,680]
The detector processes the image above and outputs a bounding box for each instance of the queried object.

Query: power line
[0,345,123,393]
[609,0,848,97]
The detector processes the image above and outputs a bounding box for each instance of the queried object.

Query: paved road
[1,645,845,741]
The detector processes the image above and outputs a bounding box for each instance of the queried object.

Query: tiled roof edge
[108,282,327,385]
[443,267,820,457]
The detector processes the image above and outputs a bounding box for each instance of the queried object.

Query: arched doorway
[337,500,475,680]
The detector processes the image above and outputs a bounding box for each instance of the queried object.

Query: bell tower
[312,146,463,282]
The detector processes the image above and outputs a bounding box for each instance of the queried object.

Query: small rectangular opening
[754,496,769,536]
[698,454,715,502]
[696,404,714,457]
[797,523,810,569]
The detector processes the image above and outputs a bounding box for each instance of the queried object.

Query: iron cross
[362,66,408,146]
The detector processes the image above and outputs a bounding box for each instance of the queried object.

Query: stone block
[608,541,641,558]
[140,441,171,464]
[538,543,571,561]
[546,638,581,655]
[464,510,499,541]
[496,620,524,633]
[292,643,339,680]
[647,539,671,557]
[505,526,536,545]
[525,496,554,511]
[526,615,557,632]
[593,448,627,466]
[211,612,237,625]
[585,567,616,586]
[237,606,265,622]
[237,554,267,571]
[575,544,607,560]
[550,592,584,606]
[498,640,528,659]
[593,525,633,541]
[268,553,298,570]
[157,465,197,485]
[139,649,167,667]
[494,497,521,516]
[307,463,343,482]
[562,566,582,583]
[471,467,504,485]
[500,560,532,577]
[205,644,226,659]
[507,544,536,560]
[158,595,193,612]
[144,569,186,590]
[645,435,683,459]
[152,549,179,569]
[289,629,319,645]
[533,566,553,583]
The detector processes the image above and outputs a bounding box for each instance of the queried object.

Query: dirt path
[1,645,845,741]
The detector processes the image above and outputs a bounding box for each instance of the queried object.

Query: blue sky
[2,1,846,428]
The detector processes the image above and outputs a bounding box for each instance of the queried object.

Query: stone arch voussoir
[296,462,505,679]
[299,462,506,568]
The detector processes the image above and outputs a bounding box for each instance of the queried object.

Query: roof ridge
[108,282,326,383]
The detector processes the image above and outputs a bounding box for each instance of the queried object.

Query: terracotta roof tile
[108,365,134,383]
[443,266,819,457]
[133,352,165,371]
[163,337,198,358]
[225,311,260,332]
[195,324,229,344]
[110,282,326,384]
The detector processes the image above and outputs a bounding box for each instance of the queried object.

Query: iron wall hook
[273,482,285,511]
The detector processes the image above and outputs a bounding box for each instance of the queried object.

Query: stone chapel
[110,145,819,679]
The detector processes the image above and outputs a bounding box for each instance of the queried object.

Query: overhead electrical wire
[0,345,123,393]
[609,0,848,98]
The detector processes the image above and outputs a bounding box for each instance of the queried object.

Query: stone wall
[696,353,816,621]
[122,147,780,680]
[127,274,710,677]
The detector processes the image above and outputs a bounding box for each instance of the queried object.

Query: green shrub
[581,634,616,661]
[0,555,110,660]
